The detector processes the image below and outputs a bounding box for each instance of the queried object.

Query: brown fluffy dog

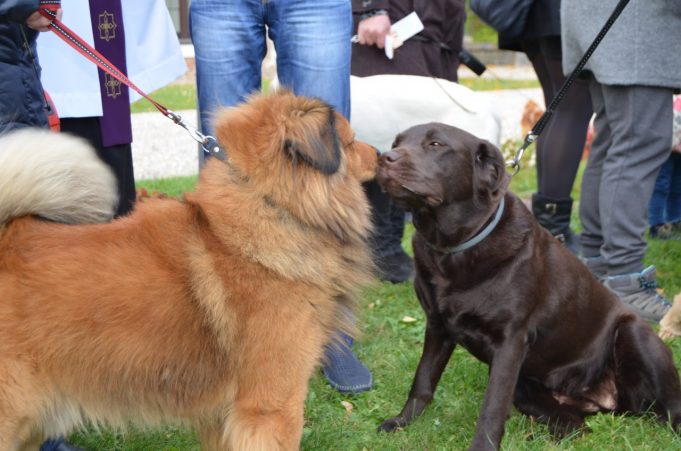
[0,91,377,450]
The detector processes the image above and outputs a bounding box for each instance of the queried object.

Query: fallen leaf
[401,316,417,324]
[341,400,353,414]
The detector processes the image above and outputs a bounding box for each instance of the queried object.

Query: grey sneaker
[581,255,607,282]
[604,265,671,322]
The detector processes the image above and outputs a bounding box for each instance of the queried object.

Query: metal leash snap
[506,133,537,176]
[166,110,226,161]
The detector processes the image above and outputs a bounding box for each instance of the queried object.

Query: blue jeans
[40,438,66,451]
[648,152,681,226]
[189,0,351,138]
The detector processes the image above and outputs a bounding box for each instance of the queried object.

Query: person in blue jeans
[648,152,681,239]
[648,97,681,240]
[189,0,372,394]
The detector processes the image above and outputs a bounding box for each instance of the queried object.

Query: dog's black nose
[372,146,381,157]
[380,150,401,163]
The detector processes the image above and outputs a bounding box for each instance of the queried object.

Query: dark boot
[364,180,414,283]
[531,193,580,255]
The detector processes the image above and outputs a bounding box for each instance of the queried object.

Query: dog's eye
[476,151,484,162]
[430,141,443,148]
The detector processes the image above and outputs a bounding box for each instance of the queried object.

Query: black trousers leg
[364,179,405,258]
[60,117,136,217]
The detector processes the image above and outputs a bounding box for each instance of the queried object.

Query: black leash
[506,0,630,174]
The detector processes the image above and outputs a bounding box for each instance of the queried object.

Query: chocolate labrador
[375,123,681,450]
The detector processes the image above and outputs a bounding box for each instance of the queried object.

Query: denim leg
[648,155,673,226]
[189,0,266,137]
[666,153,681,223]
[267,0,351,118]
[40,438,65,451]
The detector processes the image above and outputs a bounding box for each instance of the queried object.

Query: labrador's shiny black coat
[376,123,681,450]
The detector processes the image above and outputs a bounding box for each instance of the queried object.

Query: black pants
[522,37,593,200]
[60,117,136,217]
[364,179,405,258]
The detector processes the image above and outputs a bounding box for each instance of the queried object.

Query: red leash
[38,5,224,159]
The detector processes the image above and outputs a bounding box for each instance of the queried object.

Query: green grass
[130,81,276,114]
[67,171,681,450]
[459,78,540,91]
[130,84,197,114]
[465,6,498,45]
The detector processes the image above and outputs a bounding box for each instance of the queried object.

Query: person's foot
[650,222,681,240]
[40,438,87,451]
[55,443,87,451]
[375,250,414,284]
[323,335,372,394]
[604,265,672,322]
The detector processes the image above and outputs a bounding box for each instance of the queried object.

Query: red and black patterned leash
[38,2,224,159]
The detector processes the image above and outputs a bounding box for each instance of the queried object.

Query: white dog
[350,74,501,152]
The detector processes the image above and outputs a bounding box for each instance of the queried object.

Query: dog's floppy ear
[283,107,341,175]
[475,140,510,200]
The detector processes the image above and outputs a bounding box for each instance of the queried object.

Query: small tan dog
[0,91,377,450]
[520,99,544,137]
[660,293,681,340]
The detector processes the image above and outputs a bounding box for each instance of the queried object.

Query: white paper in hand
[388,11,424,52]
[384,34,394,60]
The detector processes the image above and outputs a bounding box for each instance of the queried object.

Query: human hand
[25,8,62,32]
[356,14,391,49]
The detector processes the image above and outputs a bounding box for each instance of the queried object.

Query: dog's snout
[372,146,381,157]
[380,150,402,164]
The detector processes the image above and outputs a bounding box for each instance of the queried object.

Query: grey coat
[561,0,681,89]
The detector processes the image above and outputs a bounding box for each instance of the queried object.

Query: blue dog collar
[424,197,505,255]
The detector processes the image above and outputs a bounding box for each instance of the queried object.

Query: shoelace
[637,276,672,307]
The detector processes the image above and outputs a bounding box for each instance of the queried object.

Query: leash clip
[506,132,537,176]
[166,110,225,161]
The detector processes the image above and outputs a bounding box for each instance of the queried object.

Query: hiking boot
[375,250,414,284]
[532,193,581,255]
[581,255,606,282]
[604,266,671,322]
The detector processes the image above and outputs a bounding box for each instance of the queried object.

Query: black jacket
[498,0,561,51]
[0,0,48,131]
[351,0,465,82]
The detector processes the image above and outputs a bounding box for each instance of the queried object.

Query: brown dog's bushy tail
[0,128,118,226]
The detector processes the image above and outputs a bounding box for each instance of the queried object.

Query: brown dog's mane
[0,91,378,448]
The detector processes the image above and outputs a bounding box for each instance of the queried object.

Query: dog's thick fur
[660,293,681,340]
[0,91,377,450]
[520,99,543,138]
[375,123,681,450]
[0,129,118,225]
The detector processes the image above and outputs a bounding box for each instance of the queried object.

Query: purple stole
[89,0,132,146]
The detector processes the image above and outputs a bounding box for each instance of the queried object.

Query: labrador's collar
[423,197,505,255]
